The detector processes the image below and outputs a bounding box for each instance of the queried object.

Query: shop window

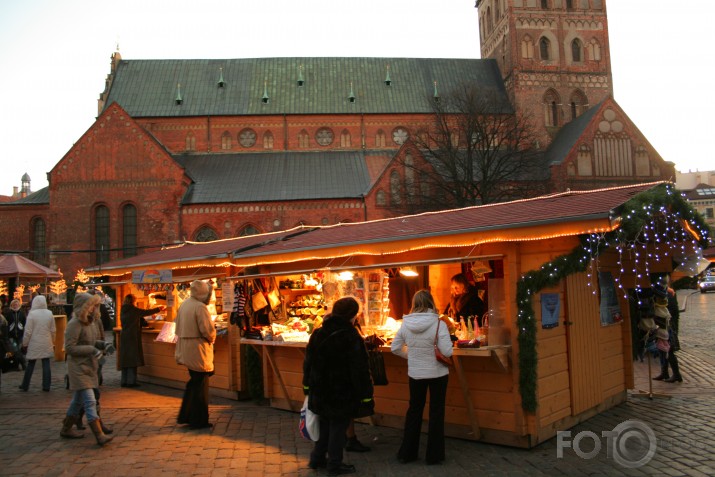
[340,129,351,147]
[122,204,137,258]
[298,130,310,148]
[263,131,274,149]
[539,37,551,60]
[194,226,218,242]
[239,224,260,236]
[221,131,232,150]
[94,205,110,266]
[30,217,47,266]
[375,130,386,147]
[571,38,582,62]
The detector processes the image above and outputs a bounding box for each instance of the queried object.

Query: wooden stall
[86,182,710,448]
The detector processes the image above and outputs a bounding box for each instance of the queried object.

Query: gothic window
[571,38,582,62]
[122,204,137,258]
[315,127,334,146]
[239,224,260,236]
[543,89,560,127]
[340,129,351,147]
[30,217,47,266]
[263,131,274,149]
[577,144,593,176]
[405,154,416,204]
[539,37,551,60]
[450,132,460,148]
[521,35,535,59]
[239,128,257,147]
[420,171,431,199]
[593,0,603,9]
[375,129,386,147]
[221,131,232,150]
[390,170,402,205]
[541,0,549,9]
[487,7,493,33]
[185,132,196,152]
[392,127,409,145]
[566,0,573,9]
[579,0,589,8]
[587,39,602,61]
[569,90,588,119]
[298,130,310,148]
[495,1,500,20]
[94,205,110,265]
[376,189,387,207]
[194,226,218,242]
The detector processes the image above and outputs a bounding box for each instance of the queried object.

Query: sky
[0,0,713,197]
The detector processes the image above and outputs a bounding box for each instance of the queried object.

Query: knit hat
[331,297,359,320]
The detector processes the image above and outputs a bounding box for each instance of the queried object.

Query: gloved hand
[104,343,116,355]
[94,340,108,350]
[93,348,103,360]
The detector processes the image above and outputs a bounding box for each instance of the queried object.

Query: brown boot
[89,419,114,446]
[60,416,85,439]
[96,404,113,434]
[75,408,86,430]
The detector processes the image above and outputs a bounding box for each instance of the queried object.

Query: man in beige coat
[174,280,216,429]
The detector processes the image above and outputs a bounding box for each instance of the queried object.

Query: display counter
[241,338,523,446]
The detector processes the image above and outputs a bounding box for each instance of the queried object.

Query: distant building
[0,1,676,278]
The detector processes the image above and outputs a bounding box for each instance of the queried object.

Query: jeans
[398,374,449,463]
[67,388,99,422]
[20,358,51,391]
[310,415,350,470]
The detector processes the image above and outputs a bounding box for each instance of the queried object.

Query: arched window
[539,37,551,60]
[521,35,534,59]
[376,190,386,207]
[405,154,416,204]
[569,90,588,120]
[571,38,582,62]
[486,7,493,33]
[122,204,137,258]
[543,89,560,127]
[239,224,260,236]
[340,129,351,147]
[390,170,402,205]
[263,131,274,149]
[30,217,47,266]
[375,130,386,147]
[221,131,232,150]
[298,130,310,148]
[94,205,110,265]
[194,226,218,242]
[541,0,549,9]
[566,0,573,9]
[587,39,602,61]
[185,132,196,152]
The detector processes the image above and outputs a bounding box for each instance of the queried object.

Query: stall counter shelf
[241,337,518,445]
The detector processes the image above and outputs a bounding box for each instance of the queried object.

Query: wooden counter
[53,315,67,361]
[242,339,524,447]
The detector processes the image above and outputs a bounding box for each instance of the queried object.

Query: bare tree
[390,82,548,215]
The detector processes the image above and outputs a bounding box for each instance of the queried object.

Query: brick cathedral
[0,0,674,279]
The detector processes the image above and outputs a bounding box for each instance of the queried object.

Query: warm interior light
[400,266,419,277]
[338,271,354,281]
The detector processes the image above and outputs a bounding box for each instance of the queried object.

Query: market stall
[86,182,710,448]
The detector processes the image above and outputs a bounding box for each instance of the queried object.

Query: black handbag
[367,349,388,386]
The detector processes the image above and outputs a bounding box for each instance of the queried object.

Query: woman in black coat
[119,294,163,387]
[303,297,374,476]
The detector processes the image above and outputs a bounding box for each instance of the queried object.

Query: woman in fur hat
[60,292,114,446]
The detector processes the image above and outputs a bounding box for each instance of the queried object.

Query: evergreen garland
[516,184,710,413]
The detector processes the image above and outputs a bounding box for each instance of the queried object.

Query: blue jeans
[67,388,99,422]
[20,358,51,391]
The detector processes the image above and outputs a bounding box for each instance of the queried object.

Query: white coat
[391,311,452,380]
[22,295,56,360]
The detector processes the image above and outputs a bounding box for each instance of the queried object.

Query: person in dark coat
[303,297,374,476]
[5,300,27,370]
[443,273,486,327]
[119,294,164,387]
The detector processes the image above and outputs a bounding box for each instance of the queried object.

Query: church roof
[0,187,49,205]
[174,150,391,204]
[102,57,509,117]
[544,100,604,166]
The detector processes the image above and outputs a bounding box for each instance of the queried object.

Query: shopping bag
[367,350,389,385]
[299,396,320,441]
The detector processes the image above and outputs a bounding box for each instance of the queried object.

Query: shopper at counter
[443,273,485,328]
[303,297,374,476]
[392,290,452,465]
[119,294,164,388]
[175,280,216,430]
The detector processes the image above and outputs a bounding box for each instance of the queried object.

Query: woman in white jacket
[19,295,56,391]
[391,290,453,465]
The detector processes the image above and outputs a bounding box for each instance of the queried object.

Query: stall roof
[88,182,666,275]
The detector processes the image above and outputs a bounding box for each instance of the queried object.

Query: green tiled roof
[103,57,509,117]
[544,100,604,166]
[1,187,49,205]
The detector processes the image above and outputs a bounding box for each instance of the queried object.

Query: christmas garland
[516,184,710,413]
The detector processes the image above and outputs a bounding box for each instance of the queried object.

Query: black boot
[345,435,371,452]
[653,366,669,381]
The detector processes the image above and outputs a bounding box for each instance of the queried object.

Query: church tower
[476,0,613,148]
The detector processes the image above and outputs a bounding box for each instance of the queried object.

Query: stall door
[565,273,602,415]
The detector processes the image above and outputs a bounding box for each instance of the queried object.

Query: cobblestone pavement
[1,291,713,476]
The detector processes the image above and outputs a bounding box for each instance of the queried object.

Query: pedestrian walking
[303,297,374,476]
[6,300,28,370]
[119,294,164,387]
[19,295,55,392]
[175,280,216,429]
[61,292,114,446]
[391,290,452,465]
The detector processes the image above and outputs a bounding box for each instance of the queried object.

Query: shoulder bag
[434,320,453,367]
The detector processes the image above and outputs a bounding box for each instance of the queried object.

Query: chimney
[12,186,18,197]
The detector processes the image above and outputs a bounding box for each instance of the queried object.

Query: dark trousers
[658,350,681,378]
[20,358,51,391]
[178,369,212,427]
[121,367,137,386]
[310,415,350,470]
[398,374,448,464]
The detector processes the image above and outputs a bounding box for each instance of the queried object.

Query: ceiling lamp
[400,266,419,277]
[337,271,354,281]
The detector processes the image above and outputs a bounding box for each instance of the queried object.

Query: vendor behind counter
[443,273,486,327]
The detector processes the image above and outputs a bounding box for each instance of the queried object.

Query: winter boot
[75,408,86,430]
[60,416,85,439]
[96,403,113,434]
[89,419,114,446]
[345,435,371,452]
[652,366,669,381]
